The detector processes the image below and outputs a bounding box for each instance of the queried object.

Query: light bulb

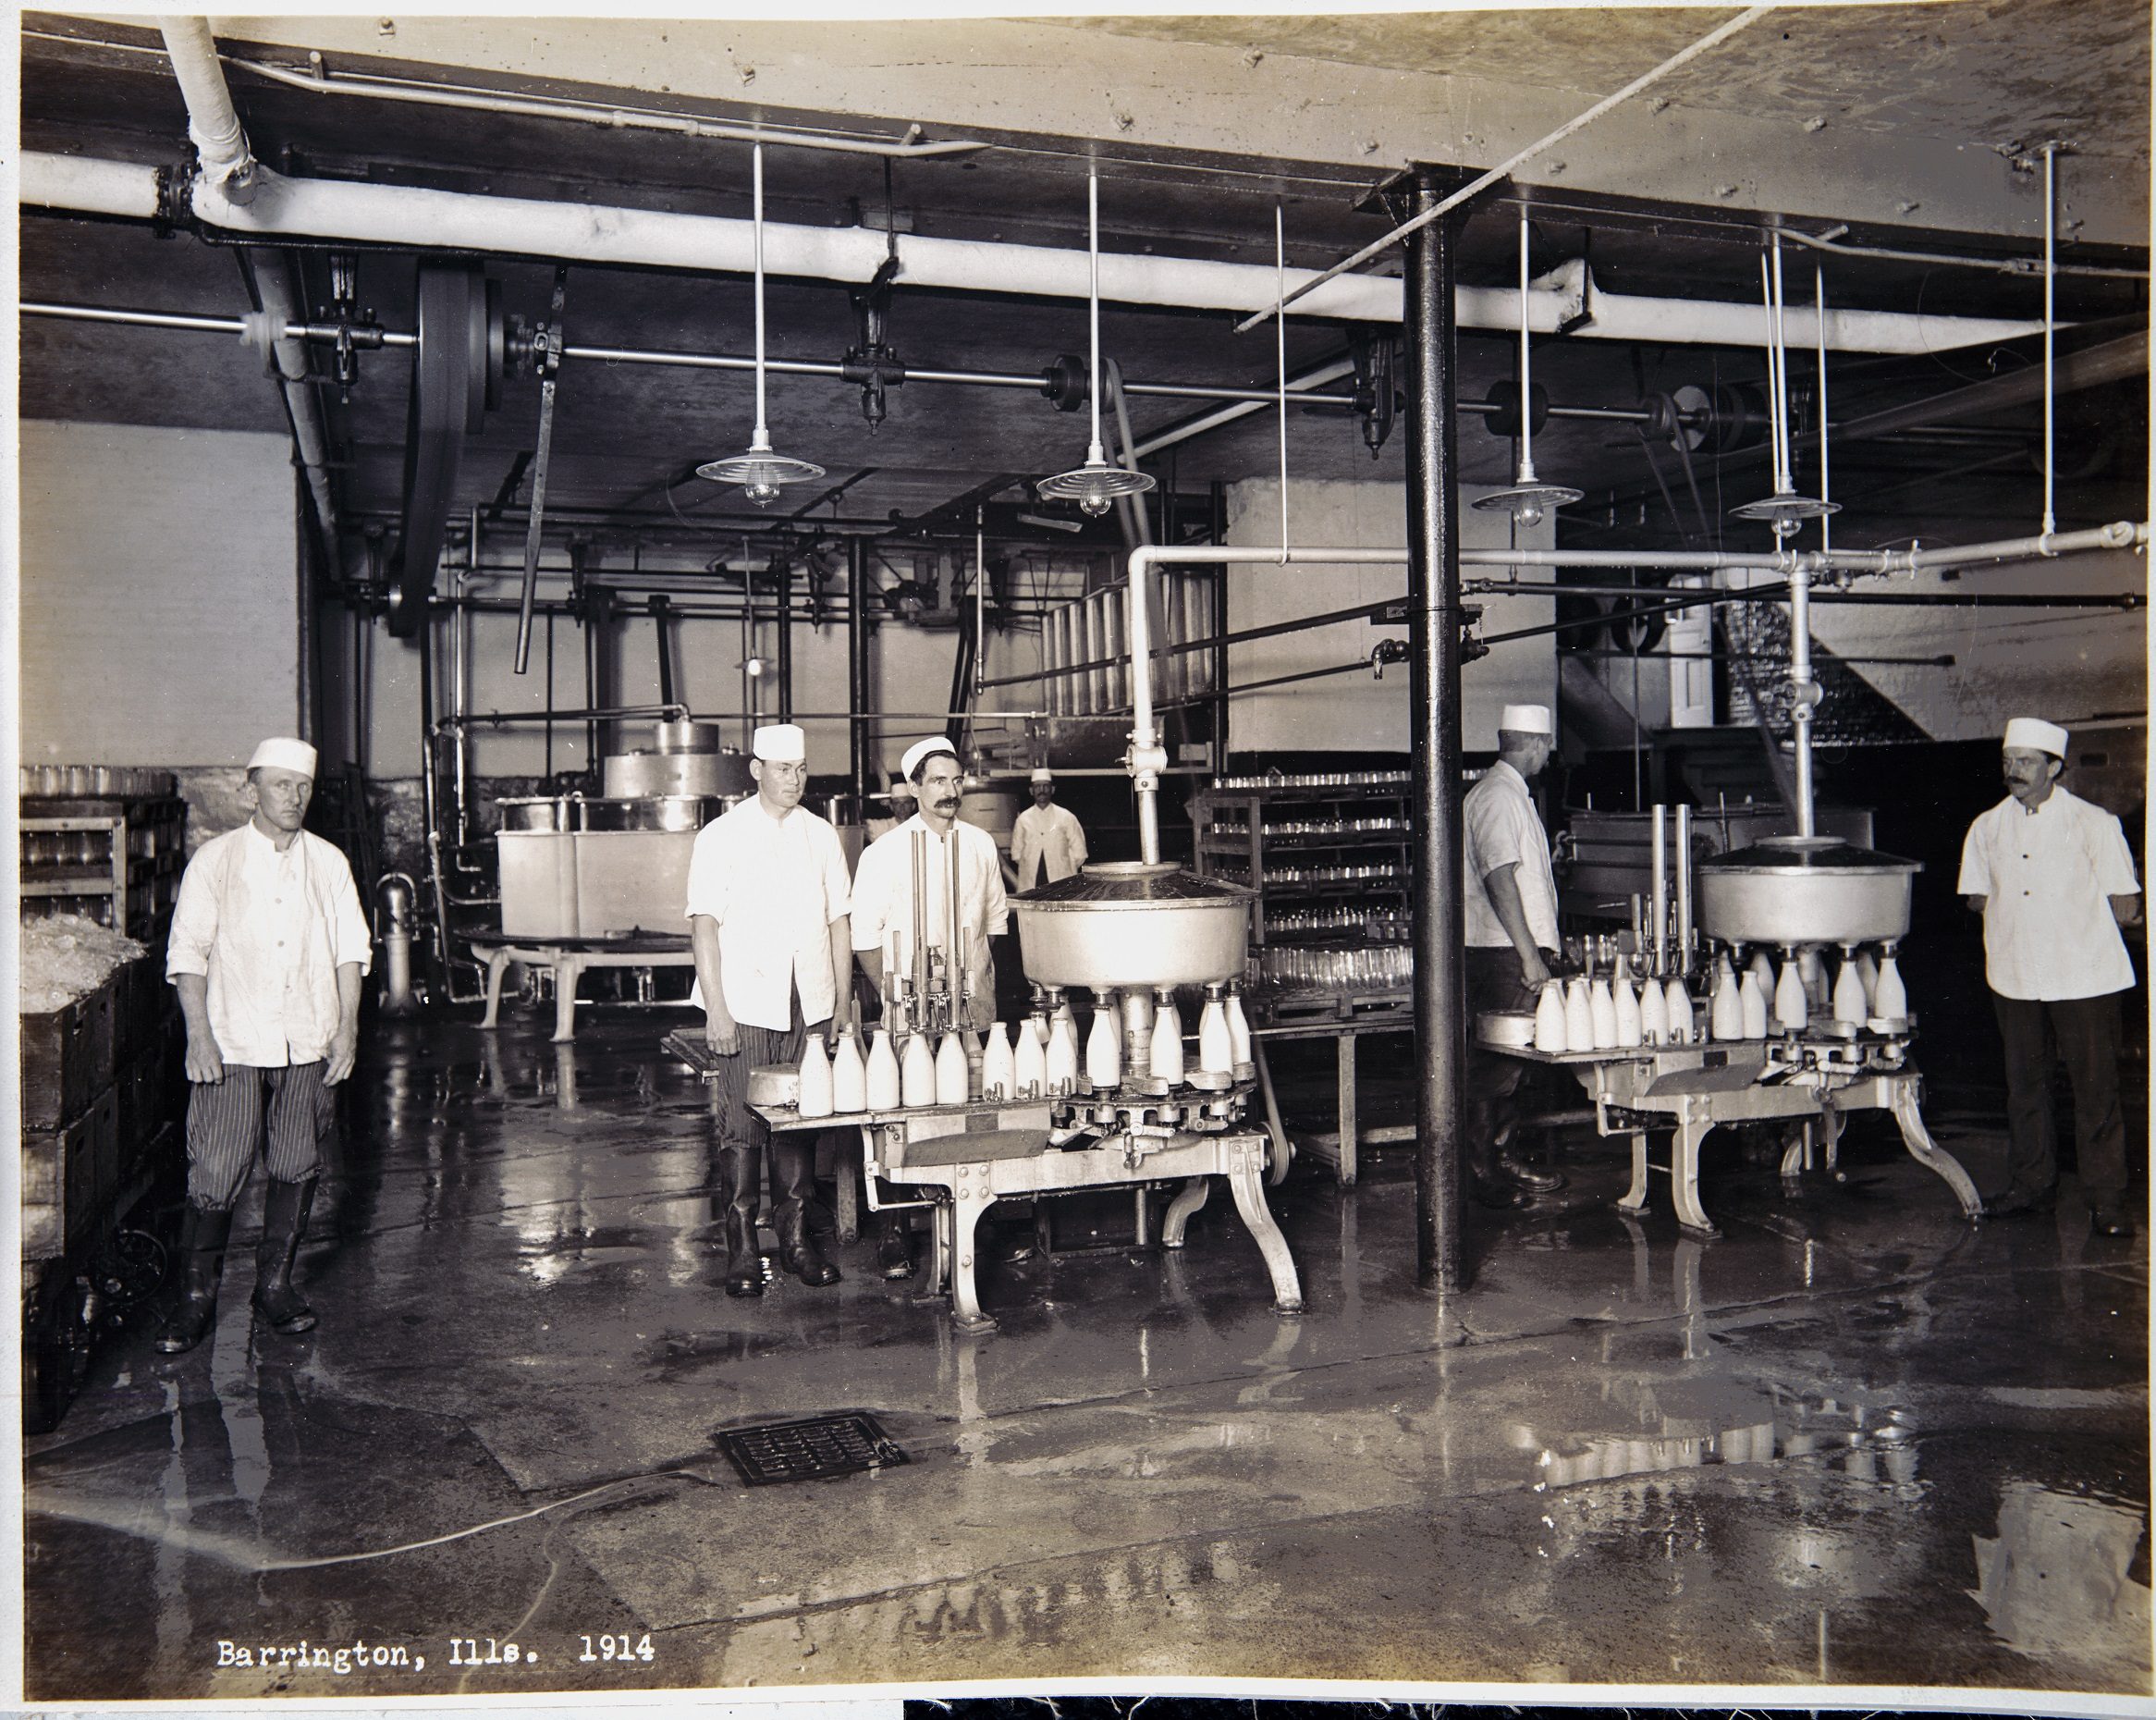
[1516,502,1544,529]
[746,657,766,679]
[745,480,781,508]
[1078,490,1112,518]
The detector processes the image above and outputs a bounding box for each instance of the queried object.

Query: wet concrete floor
[21,1010,2150,1701]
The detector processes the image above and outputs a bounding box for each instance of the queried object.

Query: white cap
[1499,703,1555,736]
[751,723,807,762]
[900,736,958,779]
[2003,717,2069,756]
[888,772,915,797]
[1030,768,1055,784]
[247,737,318,778]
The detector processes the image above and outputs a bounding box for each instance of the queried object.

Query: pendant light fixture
[1037,168,1156,519]
[698,142,824,506]
[1473,210,1581,529]
[1730,230,1837,539]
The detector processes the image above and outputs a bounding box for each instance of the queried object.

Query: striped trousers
[708,998,809,1155]
[185,1062,334,1210]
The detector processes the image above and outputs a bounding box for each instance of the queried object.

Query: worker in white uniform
[850,735,1009,1276]
[864,772,916,842]
[159,736,372,1353]
[687,722,856,1293]
[1010,767,1089,891]
[1461,703,1570,1209]
[1957,716,2142,1235]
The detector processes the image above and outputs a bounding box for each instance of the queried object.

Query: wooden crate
[21,1087,117,1263]
[111,953,176,1065]
[18,977,116,1130]
[116,1033,183,1182]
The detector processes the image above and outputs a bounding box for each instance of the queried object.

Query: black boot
[718,1145,766,1297]
[875,1209,915,1280]
[1494,1122,1567,1194]
[251,1178,319,1334]
[153,1204,233,1354]
[772,1139,840,1286]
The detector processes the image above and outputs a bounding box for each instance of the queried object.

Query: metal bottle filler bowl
[1011,862,1254,989]
[1695,835,1921,945]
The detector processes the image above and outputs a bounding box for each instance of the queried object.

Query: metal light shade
[1037,452,1155,518]
[696,442,825,506]
[1473,478,1582,528]
[1730,490,1839,538]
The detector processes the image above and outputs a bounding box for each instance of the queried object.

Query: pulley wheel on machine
[1602,569,1671,654]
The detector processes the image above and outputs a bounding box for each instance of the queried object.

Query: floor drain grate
[714,1411,909,1486]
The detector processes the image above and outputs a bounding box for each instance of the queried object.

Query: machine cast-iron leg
[550,955,583,1042]
[1161,1176,1211,1247]
[1618,1128,1651,1213]
[1672,1105,1720,1238]
[480,947,516,1028]
[1887,1076,1983,1220]
[946,1184,1000,1334]
[1223,1138,1304,1313]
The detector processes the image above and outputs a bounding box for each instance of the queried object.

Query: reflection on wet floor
[20,1010,2152,1700]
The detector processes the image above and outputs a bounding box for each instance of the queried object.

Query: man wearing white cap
[1459,703,1570,1209]
[688,722,855,1293]
[157,737,372,1353]
[1958,716,2142,1234]
[851,736,1009,1276]
[1011,766,1089,892]
[864,772,918,842]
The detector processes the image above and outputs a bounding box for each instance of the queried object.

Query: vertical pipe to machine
[2041,144,2057,537]
[777,566,794,722]
[1402,170,1467,1293]
[848,537,871,805]
[1674,802,1694,973]
[1649,805,1669,977]
[1789,560,1816,837]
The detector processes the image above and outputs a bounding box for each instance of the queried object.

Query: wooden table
[474,935,697,1042]
[1250,994,1413,1187]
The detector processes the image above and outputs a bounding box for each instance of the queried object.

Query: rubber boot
[771,1138,840,1286]
[153,1204,234,1354]
[718,1144,766,1297]
[875,1209,915,1280]
[251,1178,319,1334]
[1493,1120,1567,1194]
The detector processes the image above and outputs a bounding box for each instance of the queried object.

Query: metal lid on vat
[1698,834,1920,875]
[1014,860,1255,910]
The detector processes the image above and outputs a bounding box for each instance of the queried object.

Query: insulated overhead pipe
[21,151,2053,356]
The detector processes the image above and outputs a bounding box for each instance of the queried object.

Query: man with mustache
[1958,716,2142,1235]
[849,735,1009,1277]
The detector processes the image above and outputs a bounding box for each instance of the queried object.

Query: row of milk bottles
[1532,943,1906,1055]
[794,982,1255,1117]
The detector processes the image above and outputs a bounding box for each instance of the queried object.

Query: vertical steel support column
[1403,170,1467,1293]
[848,537,871,804]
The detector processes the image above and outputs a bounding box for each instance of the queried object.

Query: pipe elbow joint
[1126,738,1169,783]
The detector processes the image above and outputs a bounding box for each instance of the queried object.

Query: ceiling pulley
[386,261,499,635]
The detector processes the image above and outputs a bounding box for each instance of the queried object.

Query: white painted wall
[18,420,299,766]
[1223,477,1556,754]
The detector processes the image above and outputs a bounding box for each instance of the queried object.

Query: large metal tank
[1695,835,1920,945]
[1011,862,1253,989]
[496,794,734,940]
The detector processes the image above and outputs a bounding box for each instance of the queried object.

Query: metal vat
[497,796,574,832]
[578,795,717,832]
[496,795,729,938]
[603,748,751,800]
[1011,862,1253,988]
[1695,835,1920,945]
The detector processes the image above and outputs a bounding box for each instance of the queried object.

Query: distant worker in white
[158,736,372,1353]
[1011,766,1089,891]
[1459,703,1570,1210]
[1958,716,2142,1235]
[688,722,856,1295]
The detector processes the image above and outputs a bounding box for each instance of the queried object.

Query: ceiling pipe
[21,150,2050,358]
[157,17,256,201]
